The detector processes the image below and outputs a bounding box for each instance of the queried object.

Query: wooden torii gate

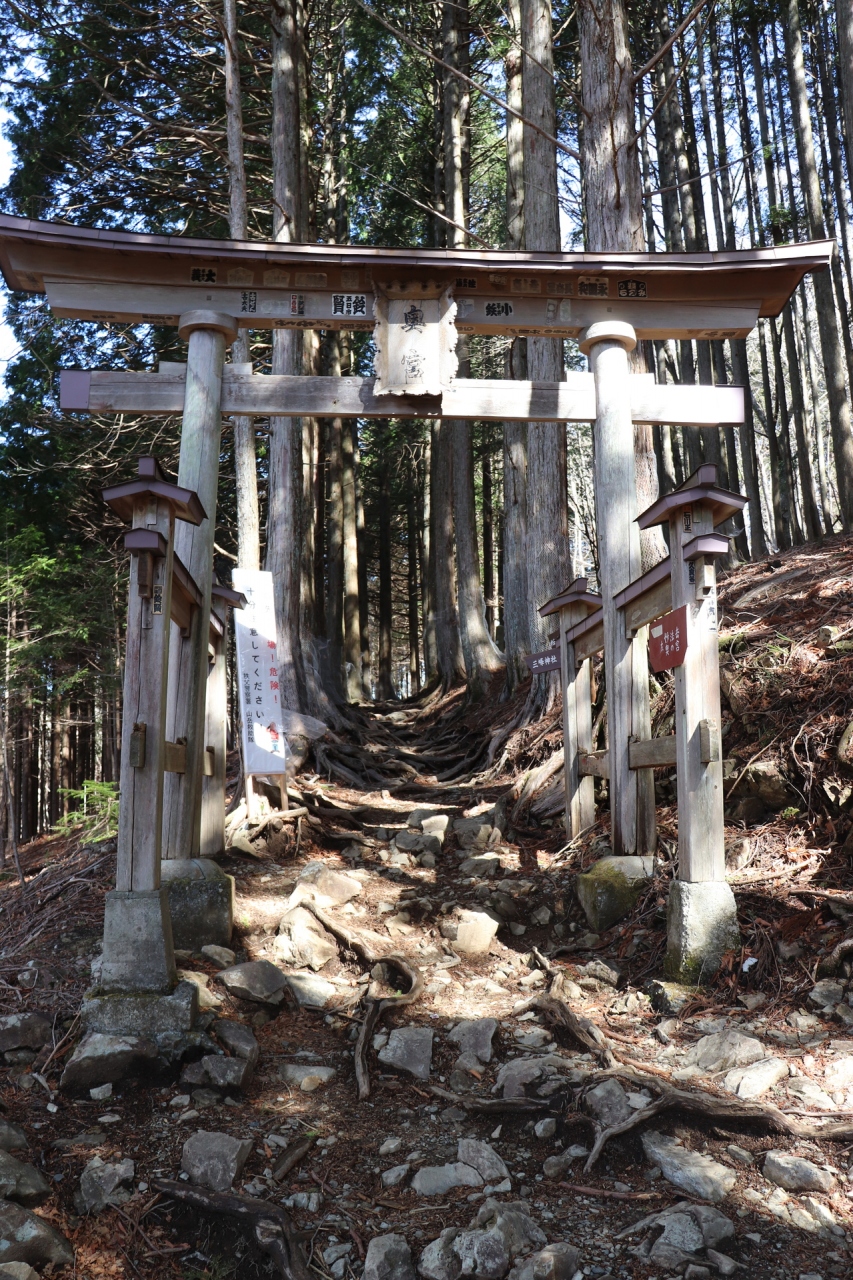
[0,214,830,1021]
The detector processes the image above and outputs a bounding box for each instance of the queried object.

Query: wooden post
[670,497,725,882]
[580,322,655,855]
[561,600,595,839]
[636,465,746,979]
[540,580,600,841]
[199,596,227,859]
[100,458,205,994]
[163,310,237,861]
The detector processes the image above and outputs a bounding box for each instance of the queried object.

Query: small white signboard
[232,569,288,777]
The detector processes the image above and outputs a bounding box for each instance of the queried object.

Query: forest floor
[3,537,853,1280]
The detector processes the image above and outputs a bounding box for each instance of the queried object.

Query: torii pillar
[580,322,655,856]
[160,311,237,950]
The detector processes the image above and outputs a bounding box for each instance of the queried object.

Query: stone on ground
[215,960,287,1006]
[645,980,693,1015]
[457,1140,509,1183]
[495,1059,544,1099]
[0,1156,48,1209]
[0,1200,74,1268]
[213,1019,259,1068]
[533,1119,556,1140]
[448,1019,498,1063]
[201,944,235,969]
[75,1156,135,1213]
[823,1055,853,1092]
[575,856,654,932]
[290,861,362,908]
[378,1027,433,1081]
[177,969,224,1010]
[475,1200,547,1260]
[181,1131,253,1193]
[584,1078,632,1127]
[762,1151,835,1193]
[280,1064,336,1091]
[365,1233,416,1280]
[642,1131,736,1202]
[0,1263,39,1280]
[722,1056,788,1099]
[807,979,844,1013]
[283,971,338,1008]
[275,906,338,971]
[508,1242,580,1280]
[0,1127,25,1156]
[382,1165,410,1188]
[458,855,502,877]
[683,1029,764,1073]
[200,1055,254,1091]
[443,909,500,955]
[59,1032,158,1093]
[412,1163,484,1196]
[0,1016,51,1055]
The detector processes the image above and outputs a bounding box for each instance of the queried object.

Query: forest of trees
[1,0,852,845]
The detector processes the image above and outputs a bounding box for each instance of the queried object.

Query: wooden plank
[628,736,677,769]
[671,496,726,881]
[587,329,655,857]
[699,718,720,764]
[162,323,227,863]
[67,368,746,426]
[574,620,605,663]
[164,739,187,774]
[45,278,764,341]
[115,486,177,896]
[578,750,609,779]
[622,575,673,637]
[200,600,227,856]
[561,601,595,839]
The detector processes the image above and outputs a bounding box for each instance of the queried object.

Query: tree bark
[223,0,259,571]
[324,410,344,700]
[406,467,421,695]
[785,0,853,530]
[836,0,853,202]
[482,440,495,637]
[521,0,569,709]
[267,0,306,713]
[502,0,529,693]
[431,420,466,687]
[377,444,394,701]
[342,420,361,702]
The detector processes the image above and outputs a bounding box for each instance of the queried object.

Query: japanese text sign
[524,648,561,676]
[648,605,689,673]
[232,569,288,776]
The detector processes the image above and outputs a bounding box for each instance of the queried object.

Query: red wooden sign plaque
[648,605,689,673]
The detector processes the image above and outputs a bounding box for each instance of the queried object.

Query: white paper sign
[232,569,288,776]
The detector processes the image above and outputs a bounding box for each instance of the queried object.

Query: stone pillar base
[161,858,234,951]
[665,880,740,984]
[101,889,177,993]
[82,979,198,1041]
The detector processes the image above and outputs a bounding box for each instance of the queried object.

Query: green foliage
[53,779,118,839]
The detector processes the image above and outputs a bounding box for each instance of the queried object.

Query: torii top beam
[0,214,833,342]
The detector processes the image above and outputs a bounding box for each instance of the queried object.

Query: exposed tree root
[817,932,853,975]
[151,1180,311,1280]
[579,1071,853,1174]
[300,901,423,1100]
[429,1085,551,1115]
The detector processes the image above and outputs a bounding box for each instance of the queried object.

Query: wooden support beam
[559,599,596,840]
[162,312,235,863]
[164,740,187,774]
[583,321,655,857]
[614,559,673,637]
[61,368,746,427]
[45,278,763,340]
[628,736,677,769]
[578,750,609,779]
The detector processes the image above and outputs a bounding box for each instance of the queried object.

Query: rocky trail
[2,541,853,1278]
